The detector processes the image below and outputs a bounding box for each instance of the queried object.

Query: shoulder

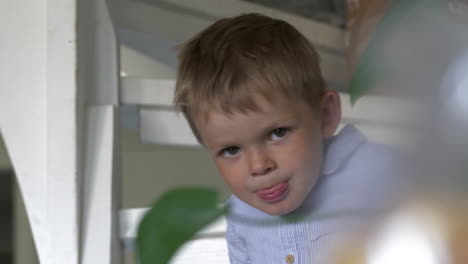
[323,124,404,175]
[333,124,406,171]
[352,141,403,167]
[320,126,412,209]
[348,134,412,184]
[344,141,411,206]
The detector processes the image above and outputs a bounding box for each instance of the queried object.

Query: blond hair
[174,13,325,142]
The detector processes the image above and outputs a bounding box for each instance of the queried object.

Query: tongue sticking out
[257,182,287,195]
[256,182,289,202]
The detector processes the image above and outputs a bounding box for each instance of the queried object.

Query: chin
[262,200,300,216]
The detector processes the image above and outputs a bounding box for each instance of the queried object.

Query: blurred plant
[137,188,226,264]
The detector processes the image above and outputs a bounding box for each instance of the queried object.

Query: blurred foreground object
[335,200,468,264]
[448,0,468,18]
[341,1,468,263]
[345,0,393,75]
[440,49,468,126]
[347,0,468,101]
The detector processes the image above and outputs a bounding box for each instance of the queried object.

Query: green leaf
[136,188,227,264]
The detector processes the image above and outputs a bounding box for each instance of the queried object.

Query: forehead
[196,91,314,121]
[193,94,318,145]
[196,93,299,123]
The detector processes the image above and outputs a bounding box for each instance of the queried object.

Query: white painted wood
[138,109,419,148]
[1,0,121,263]
[78,0,119,106]
[120,44,177,79]
[111,0,343,51]
[121,78,175,106]
[151,0,344,51]
[170,238,229,264]
[120,208,148,249]
[78,0,122,262]
[109,0,210,47]
[139,108,197,146]
[110,0,346,88]
[121,78,423,147]
[81,106,120,264]
[121,79,424,124]
[0,0,70,263]
[165,0,349,88]
[46,1,82,263]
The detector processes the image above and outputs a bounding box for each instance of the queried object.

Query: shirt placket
[280,222,300,264]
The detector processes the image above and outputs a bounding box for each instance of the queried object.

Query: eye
[270,128,289,141]
[220,146,240,157]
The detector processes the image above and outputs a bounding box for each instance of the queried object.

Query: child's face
[194,92,339,216]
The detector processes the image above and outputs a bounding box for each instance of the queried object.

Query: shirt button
[285,254,295,264]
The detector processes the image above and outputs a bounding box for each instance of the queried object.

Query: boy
[174,13,404,264]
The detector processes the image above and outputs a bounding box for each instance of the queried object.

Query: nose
[247,147,276,176]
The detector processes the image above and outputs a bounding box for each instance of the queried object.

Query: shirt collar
[321,124,367,175]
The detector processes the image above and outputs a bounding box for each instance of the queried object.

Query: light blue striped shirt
[225,125,407,264]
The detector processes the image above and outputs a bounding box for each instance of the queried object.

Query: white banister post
[0,0,121,263]
[78,0,121,263]
[1,0,64,262]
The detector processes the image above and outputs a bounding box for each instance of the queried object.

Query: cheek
[288,135,323,174]
[293,124,322,150]
[216,162,246,191]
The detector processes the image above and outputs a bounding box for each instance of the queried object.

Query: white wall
[120,128,229,209]
[14,183,39,264]
[121,46,176,79]
[0,136,12,171]
[0,135,39,264]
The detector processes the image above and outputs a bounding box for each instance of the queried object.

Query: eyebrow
[261,113,298,129]
[208,116,297,152]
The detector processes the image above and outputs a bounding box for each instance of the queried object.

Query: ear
[319,90,341,139]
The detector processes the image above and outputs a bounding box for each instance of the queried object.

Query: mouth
[256,181,289,203]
